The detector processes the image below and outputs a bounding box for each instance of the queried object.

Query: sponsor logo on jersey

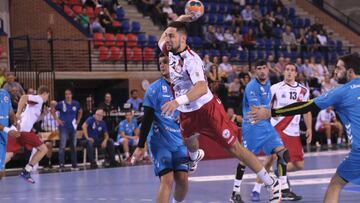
[162,85,167,93]
[72,106,77,111]
[350,84,360,89]
[222,129,231,139]
[98,127,102,131]
[4,96,9,103]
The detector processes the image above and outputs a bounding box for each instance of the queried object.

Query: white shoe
[188,149,205,174]
[266,177,282,203]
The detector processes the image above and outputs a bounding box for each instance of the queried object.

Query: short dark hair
[285,63,298,72]
[38,85,50,94]
[159,52,167,58]
[338,52,360,74]
[65,88,72,93]
[130,89,138,94]
[167,21,187,35]
[255,60,267,67]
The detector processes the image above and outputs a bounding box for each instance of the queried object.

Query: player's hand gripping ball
[185,0,204,22]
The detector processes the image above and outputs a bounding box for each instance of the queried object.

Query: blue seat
[230,49,238,59]
[327,39,335,51]
[274,38,281,50]
[240,26,249,35]
[282,7,288,17]
[116,7,125,21]
[304,18,311,27]
[211,49,220,57]
[290,51,298,61]
[148,35,157,47]
[274,27,282,39]
[216,14,224,25]
[210,3,218,13]
[289,7,296,19]
[296,18,304,28]
[131,21,141,33]
[265,39,273,51]
[208,14,216,24]
[260,7,267,16]
[193,36,202,48]
[256,38,265,49]
[239,51,248,61]
[202,49,210,56]
[249,51,256,61]
[121,20,130,33]
[137,34,147,46]
[186,36,193,46]
[257,50,265,59]
[336,40,343,52]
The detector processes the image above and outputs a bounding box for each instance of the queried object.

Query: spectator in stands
[315,107,344,148]
[9,86,20,112]
[227,77,241,109]
[314,58,329,82]
[157,0,177,24]
[272,0,284,11]
[98,92,117,139]
[203,54,213,73]
[0,67,6,87]
[268,55,281,83]
[127,89,143,111]
[213,56,220,66]
[241,5,253,23]
[82,0,98,8]
[3,73,25,96]
[82,108,117,168]
[321,74,335,94]
[233,27,243,50]
[227,107,242,127]
[27,88,35,95]
[90,17,105,33]
[282,25,297,52]
[260,12,275,38]
[252,4,263,25]
[275,56,286,74]
[295,57,303,73]
[116,111,141,160]
[242,28,256,50]
[230,14,244,28]
[224,28,236,48]
[99,9,115,33]
[296,28,308,54]
[53,89,83,171]
[316,29,328,53]
[274,6,285,27]
[75,8,90,28]
[219,56,235,83]
[215,27,226,50]
[301,58,314,79]
[139,0,155,17]
[307,30,320,52]
[40,100,59,170]
[298,72,310,91]
[204,25,218,49]
[82,95,95,123]
[207,64,222,93]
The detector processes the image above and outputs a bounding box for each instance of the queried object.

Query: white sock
[252,182,262,193]
[25,164,33,172]
[256,168,273,186]
[233,179,242,193]
[172,198,183,203]
[125,152,129,158]
[189,150,199,161]
[337,137,341,144]
[327,139,331,145]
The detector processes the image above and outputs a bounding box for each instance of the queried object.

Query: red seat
[132,47,142,61]
[144,47,155,61]
[72,5,83,15]
[98,46,109,61]
[112,20,121,28]
[115,34,125,47]
[127,34,137,47]
[64,5,74,17]
[104,33,116,47]
[93,33,104,47]
[95,6,103,15]
[110,46,121,61]
[68,0,80,5]
[124,48,133,61]
[86,7,95,18]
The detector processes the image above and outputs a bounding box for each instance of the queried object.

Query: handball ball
[185,0,204,22]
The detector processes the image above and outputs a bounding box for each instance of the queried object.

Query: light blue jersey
[314,78,360,184]
[143,77,188,176]
[143,77,184,151]
[242,78,283,155]
[0,89,12,170]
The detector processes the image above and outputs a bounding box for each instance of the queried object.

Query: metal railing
[308,0,360,35]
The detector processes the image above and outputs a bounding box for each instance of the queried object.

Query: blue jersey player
[0,89,19,180]
[232,60,301,202]
[249,53,360,202]
[132,53,189,203]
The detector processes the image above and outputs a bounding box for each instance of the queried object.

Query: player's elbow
[196,81,208,96]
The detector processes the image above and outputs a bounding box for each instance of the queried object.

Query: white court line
[189,168,336,182]
[241,177,332,186]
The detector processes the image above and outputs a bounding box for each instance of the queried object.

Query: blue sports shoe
[251,191,261,202]
[20,169,35,184]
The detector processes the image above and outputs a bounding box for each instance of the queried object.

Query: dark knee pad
[277,149,290,165]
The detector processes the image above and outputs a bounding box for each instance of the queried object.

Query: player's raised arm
[16,95,29,118]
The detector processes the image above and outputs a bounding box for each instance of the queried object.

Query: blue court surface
[0,150,359,203]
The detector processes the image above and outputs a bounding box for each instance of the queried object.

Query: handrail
[307,0,360,35]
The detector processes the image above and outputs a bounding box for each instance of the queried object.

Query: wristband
[175,95,190,105]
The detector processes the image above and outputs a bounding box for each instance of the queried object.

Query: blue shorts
[337,149,360,185]
[0,132,7,171]
[117,137,139,146]
[149,144,189,176]
[242,125,283,155]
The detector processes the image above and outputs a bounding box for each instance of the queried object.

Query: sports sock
[189,150,199,161]
[327,139,331,145]
[172,198,183,203]
[25,164,33,172]
[257,168,273,186]
[233,163,245,193]
[252,182,262,193]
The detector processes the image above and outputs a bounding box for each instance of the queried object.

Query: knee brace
[277,149,290,165]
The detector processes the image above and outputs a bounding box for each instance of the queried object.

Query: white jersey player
[159,15,282,203]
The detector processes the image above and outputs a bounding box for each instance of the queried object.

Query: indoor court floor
[0,150,359,203]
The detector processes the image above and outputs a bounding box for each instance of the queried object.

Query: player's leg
[158,170,175,203]
[287,161,304,172]
[83,139,97,168]
[172,145,189,203]
[69,128,78,169]
[323,123,332,147]
[44,141,53,169]
[183,134,204,173]
[120,137,130,159]
[58,127,68,168]
[230,162,246,203]
[5,152,13,163]
[0,141,6,180]
[333,122,344,145]
[104,138,117,166]
[323,173,347,203]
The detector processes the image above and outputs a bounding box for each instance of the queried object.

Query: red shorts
[6,132,43,153]
[275,129,304,162]
[180,96,238,148]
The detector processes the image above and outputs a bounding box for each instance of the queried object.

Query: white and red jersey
[270,81,309,136]
[315,109,336,131]
[20,95,44,132]
[160,42,213,112]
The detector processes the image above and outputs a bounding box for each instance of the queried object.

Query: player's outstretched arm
[16,95,28,118]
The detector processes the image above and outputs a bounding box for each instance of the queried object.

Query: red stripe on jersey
[297,86,307,102]
[187,47,194,56]
[275,116,295,132]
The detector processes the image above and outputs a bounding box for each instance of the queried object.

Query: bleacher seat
[104,33,116,47]
[72,5,82,15]
[132,47,143,61]
[98,46,109,61]
[239,51,248,61]
[68,0,81,5]
[127,34,138,47]
[115,33,125,47]
[112,21,121,29]
[116,7,125,21]
[289,7,296,19]
[86,7,95,18]
[122,20,130,33]
[110,46,121,61]
[192,36,202,49]
[137,34,147,47]
[144,47,155,61]
[64,5,74,18]
[131,21,141,33]
[148,35,157,47]
[93,33,104,47]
